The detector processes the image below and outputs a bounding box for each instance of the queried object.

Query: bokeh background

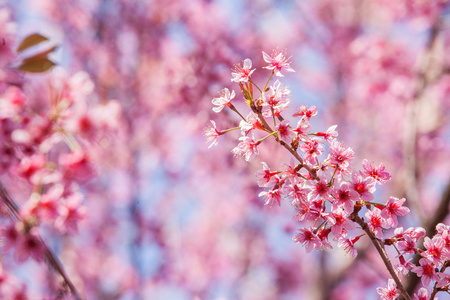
[2,0,450,299]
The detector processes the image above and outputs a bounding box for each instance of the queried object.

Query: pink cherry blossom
[397,234,417,255]
[231,135,260,161]
[239,112,263,135]
[330,209,355,240]
[338,236,360,259]
[316,125,338,144]
[55,193,87,234]
[276,120,295,143]
[204,120,221,148]
[259,188,282,208]
[231,58,255,83]
[381,197,410,228]
[292,227,321,253]
[360,159,392,183]
[59,150,96,183]
[413,287,430,300]
[299,137,324,164]
[262,50,295,77]
[328,140,355,170]
[376,278,399,300]
[331,182,359,215]
[350,172,376,201]
[292,119,311,141]
[396,255,415,275]
[412,258,440,287]
[255,162,280,187]
[306,177,331,201]
[293,105,318,121]
[422,236,446,267]
[211,88,235,113]
[365,207,388,239]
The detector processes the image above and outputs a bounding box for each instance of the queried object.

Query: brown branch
[0,182,82,300]
[350,213,412,300]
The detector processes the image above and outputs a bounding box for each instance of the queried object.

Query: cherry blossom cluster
[0,70,120,256]
[206,50,450,300]
[0,20,120,298]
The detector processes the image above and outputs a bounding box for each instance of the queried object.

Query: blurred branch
[402,18,442,224]
[0,182,82,300]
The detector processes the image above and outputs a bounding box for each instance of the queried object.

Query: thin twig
[0,182,82,300]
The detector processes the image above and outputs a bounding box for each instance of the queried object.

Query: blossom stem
[229,104,247,121]
[271,107,276,127]
[221,126,241,134]
[259,130,278,143]
[263,70,274,91]
[249,79,262,94]
[328,165,339,187]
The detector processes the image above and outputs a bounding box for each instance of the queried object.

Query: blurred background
[2,0,450,299]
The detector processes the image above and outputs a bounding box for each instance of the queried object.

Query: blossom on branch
[231,58,255,83]
[262,50,295,77]
[211,88,235,113]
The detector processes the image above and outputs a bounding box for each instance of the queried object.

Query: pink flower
[231,58,255,83]
[211,88,235,113]
[365,208,388,239]
[16,227,45,263]
[55,193,87,234]
[350,172,376,201]
[328,140,355,170]
[255,162,279,187]
[330,209,355,240]
[331,182,359,215]
[261,80,291,116]
[299,137,324,164]
[259,188,282,208]
[276,120,295,143]
[306,177,331,201]
[412,258,440,287]
[14,154,46,184]
[204,120,222,148]
[292,227,321,253]
[0,86,26,119]
[231,135,260,161]
[396,255,415,275]
[316,125,338,144]
[262,50,295,77]
[381,197,410,228]
[413,287,430,300]
[338,236,360,258]
[436,272,450,288]
[397,234,417,255]
[422,236,446,267]
[59,150,96,183]
[376,278,399,300]
[360,159,391,183]
[317,227,333,250]
[292,119,311,141]
[280,159,302,185]
[293,105,318,121]
[239,112,263,135]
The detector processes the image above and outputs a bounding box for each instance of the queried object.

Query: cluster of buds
[206,50,450,300]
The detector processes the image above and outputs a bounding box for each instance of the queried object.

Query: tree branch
[0,182,82,300]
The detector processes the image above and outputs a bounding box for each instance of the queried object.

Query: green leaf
[19,58,55,73]
[17,33,49,53]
